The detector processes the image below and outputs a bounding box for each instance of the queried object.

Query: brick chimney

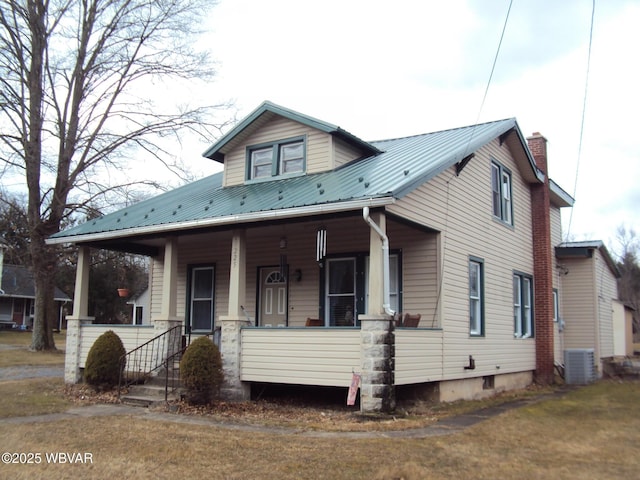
[527,132,555,385]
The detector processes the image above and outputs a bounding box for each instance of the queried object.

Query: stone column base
[64,316,94,383]
[360,315,395,413]
[219,315,251,401]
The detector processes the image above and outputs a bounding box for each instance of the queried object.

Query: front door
[258,267,288,327]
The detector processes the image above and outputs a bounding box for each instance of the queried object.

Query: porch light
[279,237,287,249]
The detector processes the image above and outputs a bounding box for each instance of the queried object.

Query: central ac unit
[564,349,596,385]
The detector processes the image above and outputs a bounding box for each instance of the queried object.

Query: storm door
[258,267,288,327]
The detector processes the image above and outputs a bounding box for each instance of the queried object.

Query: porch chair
[402,313,421,328]
[305,318,323,327]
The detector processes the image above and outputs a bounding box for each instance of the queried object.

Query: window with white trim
[469,258,484,336]
[491,161,513,225]
[188,265,215,332]
[248,137,305,180]
[513,273,533,338]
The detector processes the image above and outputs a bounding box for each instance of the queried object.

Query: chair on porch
[305,318,323,327]
[402,313,421,328]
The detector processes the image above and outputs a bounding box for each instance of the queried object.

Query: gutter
[46,197,395,246]
[362,207,395,317]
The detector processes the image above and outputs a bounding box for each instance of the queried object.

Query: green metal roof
[48,114,539,245]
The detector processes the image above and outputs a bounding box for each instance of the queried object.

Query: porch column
[219,229,251,401]
[155,237,182,333]
[359,211,395,413]
[65,246,94,383]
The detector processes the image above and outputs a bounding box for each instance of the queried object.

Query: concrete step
[120,377,182,407]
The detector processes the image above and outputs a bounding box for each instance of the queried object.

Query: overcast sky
[183,0,639,254]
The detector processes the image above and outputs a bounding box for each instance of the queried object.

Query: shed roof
[556,240,620,278]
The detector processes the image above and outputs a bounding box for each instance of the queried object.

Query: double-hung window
[491,162,513,225]
[248,137,305,180]
[188,265,215,333]
[513,273,533,338]
[469,257,484,336]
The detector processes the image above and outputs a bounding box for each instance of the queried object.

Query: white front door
[258,267,288,327]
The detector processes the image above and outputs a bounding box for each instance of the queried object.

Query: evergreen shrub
[180,336,224,405]
[84,330,126,390]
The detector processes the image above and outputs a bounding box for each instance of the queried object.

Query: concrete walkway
[0,365,64,381]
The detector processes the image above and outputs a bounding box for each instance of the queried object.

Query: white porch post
[359,211,395,413]
[155,237,181,332]
[219,229,251,401]
[154,238,182,363]
[65,246,94,383]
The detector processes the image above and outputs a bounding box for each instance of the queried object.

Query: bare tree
[0,0,230,350]
[614,225,640,339]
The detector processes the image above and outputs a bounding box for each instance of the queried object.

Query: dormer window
[247,136,305,180]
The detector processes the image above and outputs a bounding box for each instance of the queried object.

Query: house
[0,242,71,330]
[49,101,579,412]
[127,287,150,325]
[555,240,629,376]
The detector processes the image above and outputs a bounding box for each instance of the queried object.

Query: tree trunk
[29,233,57,351]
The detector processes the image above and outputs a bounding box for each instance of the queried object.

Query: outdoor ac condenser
[564,348,596,385]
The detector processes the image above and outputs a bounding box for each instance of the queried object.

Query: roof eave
[46,196,396,246]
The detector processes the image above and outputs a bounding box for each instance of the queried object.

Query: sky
[179,0,639,256]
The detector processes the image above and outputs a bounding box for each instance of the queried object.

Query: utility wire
[463,0,513,157]
[566,0,596,240]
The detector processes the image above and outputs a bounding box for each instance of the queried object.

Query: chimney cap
[527,131,547,140]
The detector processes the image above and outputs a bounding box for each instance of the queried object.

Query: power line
[463,0,513,157]
[566,0,596,241]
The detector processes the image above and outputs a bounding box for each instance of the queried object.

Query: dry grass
[0,378,71,418]
[0,331,65,367]
[1,380,639,479]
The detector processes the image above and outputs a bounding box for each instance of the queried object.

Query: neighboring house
[0,245,71,330]
[127,287,150,325]
[50,101,582,412]
[555,241,626,374]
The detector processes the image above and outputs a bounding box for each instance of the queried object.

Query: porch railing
[118,324,182,398]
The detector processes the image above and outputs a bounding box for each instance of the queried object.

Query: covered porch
[64,208,443,412]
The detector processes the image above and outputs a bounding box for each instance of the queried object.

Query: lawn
[0,330,66,367]
[0,380,638,479]
[1,330,639,479]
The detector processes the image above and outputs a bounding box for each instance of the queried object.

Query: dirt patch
[63,382,556,433]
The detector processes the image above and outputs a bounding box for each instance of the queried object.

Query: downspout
[362,207,395,317]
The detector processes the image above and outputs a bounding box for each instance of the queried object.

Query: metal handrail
[118,324,182,398]
[163,326,222,401]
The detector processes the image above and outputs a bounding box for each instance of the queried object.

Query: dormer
[203,101,381,187]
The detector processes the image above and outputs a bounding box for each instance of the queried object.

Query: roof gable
[203,101,381,162]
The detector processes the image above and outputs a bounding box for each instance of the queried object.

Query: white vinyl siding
[241,328,360,386]
[222,117,365,186]
[78,325,156,367]
[388,138,537,378]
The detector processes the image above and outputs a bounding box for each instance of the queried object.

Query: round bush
[84,330,126,390]
[180,336,224,405]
